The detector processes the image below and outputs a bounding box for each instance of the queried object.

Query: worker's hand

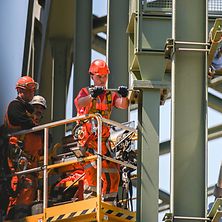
[89,86,105,98]
[118,86,128,97]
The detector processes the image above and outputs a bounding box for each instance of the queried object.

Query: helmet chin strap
[18,93,30,103]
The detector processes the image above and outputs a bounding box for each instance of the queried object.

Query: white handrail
[9,114,98,136]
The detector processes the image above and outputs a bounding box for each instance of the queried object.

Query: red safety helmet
[16,76,39,91]
[9,136,19,145]
[89,59,110,75]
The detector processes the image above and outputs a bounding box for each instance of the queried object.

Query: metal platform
[5,198,136,222]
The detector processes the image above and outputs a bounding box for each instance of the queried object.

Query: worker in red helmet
[74,59,129,203]
[4,76,39,219]
[12,95,48,218]
[5,76,39,131]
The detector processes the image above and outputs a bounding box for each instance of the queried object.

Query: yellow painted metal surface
[208,18,222,67]
[5,198,136,222]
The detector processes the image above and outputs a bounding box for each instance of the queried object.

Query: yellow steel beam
[208,18,222,67]
[207,198,222,221]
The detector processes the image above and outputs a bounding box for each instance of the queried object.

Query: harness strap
[87,88,112,119]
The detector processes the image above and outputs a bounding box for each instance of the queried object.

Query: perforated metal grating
[142,0,222,13]
[144,0,172,9]
[209,0,222,12]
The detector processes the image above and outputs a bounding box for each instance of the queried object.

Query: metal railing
[10,114,137,221]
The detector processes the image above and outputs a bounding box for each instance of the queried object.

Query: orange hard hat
[16,76,39,91]
[89,59,110,75]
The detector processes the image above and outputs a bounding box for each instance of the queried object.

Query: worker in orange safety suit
[74,59,129,203]
[4,76,42,219]
[19,95,47,168]
[14,95,47,208]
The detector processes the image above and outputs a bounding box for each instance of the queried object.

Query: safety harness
[4,100,36,171]
[88,88,112,119]
[76,87,113,144]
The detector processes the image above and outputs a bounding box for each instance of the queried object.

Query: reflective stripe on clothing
[102,167,119,173]
[83,157,120,197]
[83,161,96,170]
[84,184,97,192]
[102,192,118,200]
[74,87,121,201]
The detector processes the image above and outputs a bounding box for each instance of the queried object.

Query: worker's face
[91,74,108,87]
[18,88,35,102]
[33,104,45,124]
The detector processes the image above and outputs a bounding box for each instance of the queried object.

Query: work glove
[118,86,128,97]
[89,86,105,98]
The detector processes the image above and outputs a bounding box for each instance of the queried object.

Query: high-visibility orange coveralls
[16,132,43,205]
[74,87,120,201]
[4,97,42,213]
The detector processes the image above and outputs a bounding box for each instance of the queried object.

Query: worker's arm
[75,87,104,109]
[7,99,36,129]
[76,94,93,108]
[115,97,129,109]
[114,86,129,109]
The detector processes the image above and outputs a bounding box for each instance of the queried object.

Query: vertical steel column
[132,0,166,220]
[51,39,71,144]
[137,88,160,222]
[73,0,92,116]
[171,0,207,218]
[107,0,129,122]
[128,0,166,221]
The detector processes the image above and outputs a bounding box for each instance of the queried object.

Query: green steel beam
[92,15,107,34]
[92,34,106,55]
[50,39,72,145]
[130,1,170,220]
[73,0,92,116]
[171,0,207,217]
[208,93,222,113]
[137,88,160,222]
[107,0,129,122]
[160,124,222,155]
